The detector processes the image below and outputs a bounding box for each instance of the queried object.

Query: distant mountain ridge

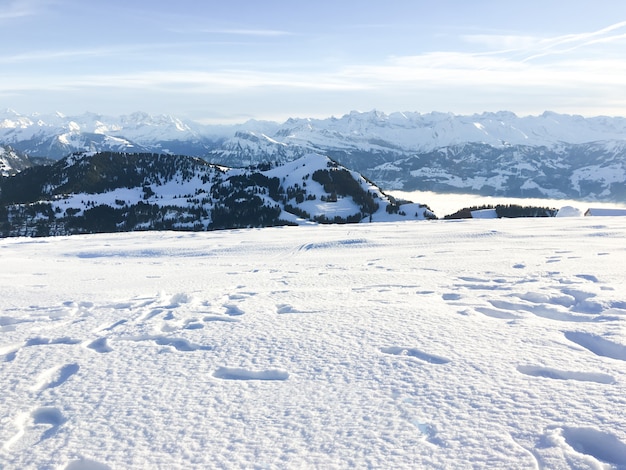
[2,109,625,201]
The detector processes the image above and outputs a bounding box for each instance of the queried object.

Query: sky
[2,0,626,123]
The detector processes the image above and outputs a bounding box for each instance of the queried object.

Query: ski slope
[1,217,626,469]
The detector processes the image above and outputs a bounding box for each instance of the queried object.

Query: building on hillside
[584,208,626,216]
[470,208,498,219]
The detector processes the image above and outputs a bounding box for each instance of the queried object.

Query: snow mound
[556,206,583,217]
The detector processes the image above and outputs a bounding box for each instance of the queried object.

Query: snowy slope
[0,151,434,237]
[1,218,625,469]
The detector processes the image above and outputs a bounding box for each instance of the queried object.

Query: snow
[1,217,626,469]
[557,206,584,217]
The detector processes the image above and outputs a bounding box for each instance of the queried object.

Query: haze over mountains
[1,109,625,201]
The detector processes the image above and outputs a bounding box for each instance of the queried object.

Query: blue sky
[2,0,626,123]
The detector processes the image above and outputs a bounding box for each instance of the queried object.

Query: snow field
[0,217,625,468]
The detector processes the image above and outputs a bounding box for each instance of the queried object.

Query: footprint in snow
[516,365,615,384]
[213,366,289,381]
[381,346,450,364]
[575,274,600,283]
[276,303,312,314]
[126,335,212,352]
[561,427,626,467]
[564,331,626,361]
[475,306,521,320]
[4,407,66,451]
[86,337,113,353]
[223,304,245,316]
[100,319,127,331]
[64,458,112,470]
[182,319,204,330]
[0,344,21,362]
[25,336,82,347]
[202,315,240,323]
[32,363,80,391]
[2,337,82,362]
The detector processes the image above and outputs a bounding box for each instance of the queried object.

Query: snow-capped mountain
[0,151,433,237]
[2,109,626,201]
[208,111,626,201]
[0,109,216,160]
[0,145,36,176]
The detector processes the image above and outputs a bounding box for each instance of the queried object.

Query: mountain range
[1,109,625,201]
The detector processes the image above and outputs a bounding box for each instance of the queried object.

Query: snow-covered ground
[1,218,626,469]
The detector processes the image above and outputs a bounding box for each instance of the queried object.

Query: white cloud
[168,27,294,37]
[462,34,541,51]
[462,21,626,63]
[199,28,293,37]
[0,0,59,21]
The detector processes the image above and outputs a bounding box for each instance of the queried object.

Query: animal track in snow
[213,367,289,381]
[516,365,615,384]
[380,346,450,364]
[564,331,626,361]
[561,427,626,467]
[32,363,80,391]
